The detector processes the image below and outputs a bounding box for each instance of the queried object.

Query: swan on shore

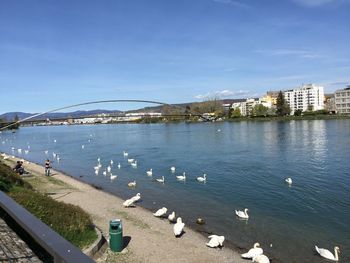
[197,174,206,182]
[206,235,225,248]
[156,176,165,183]
[241,242,263,259]
[123,198,135,207]
[110,173,117,180]
[128,180,136,187]
[153,207,167,217]
[285,177,292,184]
[176,172,186,181]
[235,208,249,219]
[315,246,340,261]
[170,166,176,172]
[146,169,153,176]
[117,163,121,169]
[168,211,176,223]
[173,217,185,237]
[252,254,270,263]
[131,193,141,202]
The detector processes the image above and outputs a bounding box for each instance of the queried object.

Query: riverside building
[284,84,324,115]
[335,86,350,114]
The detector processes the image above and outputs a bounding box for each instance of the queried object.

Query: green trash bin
[109,219,123,252]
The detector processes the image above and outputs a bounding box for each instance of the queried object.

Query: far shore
[2,154,249,263]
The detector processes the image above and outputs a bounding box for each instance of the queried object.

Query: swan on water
[235,208,249,219]
[94,165,100,171]
[81,145,85,149]
[117,163,121,169]
[103,170,107,176]
[156,176,165,183]
[252,254,270,263]
[95,170,99,175]
[131,161,138,168]
[153,207,167,217]
[241,243,263,259]
[107,166,111,173]
[53,139,57,143]
[128,181,136,187]
[110,173,117,180]
[45,150,48,154]
[168,211,176,223]
[197,174,206,182]
[24,150,29,154]
[123,198,135,207]
[173,217,185,237]
[110,160,114,165]
[97,157,101,163]
[131,193,141,202]
[147,169,153,176]
[17,149,22,153]
[56,156,60,162]
[206,235,225,248]
[123,151,128,157]
[176,172,186,181]
[170,166,176,172]
[315,246,340,261]
[128,158,134,163]
[285,177,292,184]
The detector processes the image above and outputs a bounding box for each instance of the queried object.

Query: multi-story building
[335,87,350,114]
[284,84,324,114]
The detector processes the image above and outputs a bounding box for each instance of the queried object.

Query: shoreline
[2,154,248,263]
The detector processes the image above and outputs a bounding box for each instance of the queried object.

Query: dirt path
[3,157,246,263]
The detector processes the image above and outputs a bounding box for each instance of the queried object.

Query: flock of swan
[0,136,342,262]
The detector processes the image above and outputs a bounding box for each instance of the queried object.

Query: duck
[252,254,270,263]
[127,158,134,163]
[128,181,136,187]
[235,208,249,219]
[131,193,141,202]
[241,243,263,259]
[168,211,176,223]
[206,235,225,248]
[131,161,137,168]
[146,169,153,176]
[285,177,292,184]
[123,198,135,207]
[156,176,165,183]
[123,151,128,157]
[170,166,176,172]
[176,172,186,181]
[153,207,167,217]
[117,163,121,169]
[173,217,185,237]
[315,246,340,261]
[197,173,207,182]
[110,174,117,180]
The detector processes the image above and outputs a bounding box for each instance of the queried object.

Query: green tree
[230,107,241,118]
[294,109,302,116]
[276,91,291,116]
[251,104,269,117]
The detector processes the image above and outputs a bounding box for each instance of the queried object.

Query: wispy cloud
[195,89,250,99]
[254,49,321,59]
[291,0,350,7]
[212,0,249,8]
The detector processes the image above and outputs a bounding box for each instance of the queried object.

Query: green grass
[0,161,97,249]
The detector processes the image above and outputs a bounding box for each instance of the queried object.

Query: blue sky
[0,0,349,113]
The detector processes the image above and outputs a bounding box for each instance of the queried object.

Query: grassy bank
[0,160,97,249]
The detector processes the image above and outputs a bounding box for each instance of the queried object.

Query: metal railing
[0,191,95,263]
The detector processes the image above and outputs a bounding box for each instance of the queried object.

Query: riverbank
[2,156,247,263]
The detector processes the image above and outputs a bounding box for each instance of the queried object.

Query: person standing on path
[45,159,51,176]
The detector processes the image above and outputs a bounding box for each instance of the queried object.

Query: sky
[0,0,350,113]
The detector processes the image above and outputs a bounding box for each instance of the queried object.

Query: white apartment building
[335,87,350,114]
[284,84,324,114]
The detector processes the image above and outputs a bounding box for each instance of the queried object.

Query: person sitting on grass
[13,161,25,175]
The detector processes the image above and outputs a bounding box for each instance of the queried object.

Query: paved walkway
[0,217,42,263]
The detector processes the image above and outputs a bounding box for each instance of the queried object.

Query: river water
[1,120,349,262]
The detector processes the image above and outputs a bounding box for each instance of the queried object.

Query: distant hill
[0,110,121,121]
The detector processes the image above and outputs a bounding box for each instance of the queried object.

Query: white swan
[110,160,113,165]
[24,150,29,154]
[123,151,128,157]
[146,169,153,176]
[103,170,107,176]
[176,172,186,181]
[206,235,225,248]
[107,166,111,173]
[285,177,292,184]
[94,165,100,171]
[128,158,134,163]
[197,173,206,182]
[252,254,270,263]
[128,180,136,187]
[56,156,61,162]
[97,157,101,163]
[117,163,121,169]
[241,243,263,259]
[95,170,99,175]
[170,166,176,172]
[173,217,185,237]
[45,150,48,154]
[81,145,85,149]
[235,208,249,219]
[131,161,137,168]
[168,211,176,223]
[17,148,22,153]
[110,173,117,180]
[123,198,135,207]
[156,176,165,183]
[53,139,57,143]
[131,193,141,202]
[52,152,56,158]
[153,207,167,217]
[315,246,340,261]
